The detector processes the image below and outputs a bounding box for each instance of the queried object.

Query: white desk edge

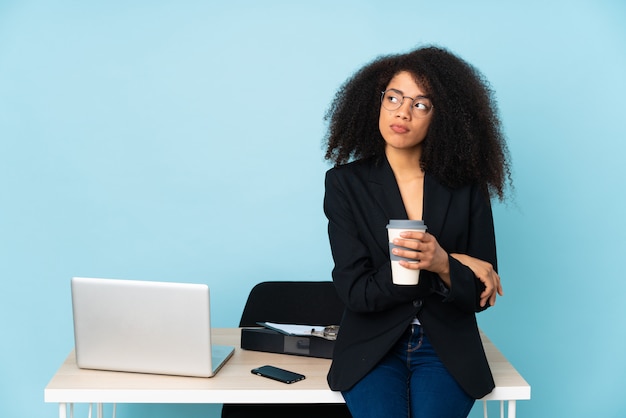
[45,328,530,416]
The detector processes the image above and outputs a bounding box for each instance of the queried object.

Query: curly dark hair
[323,45,512,201]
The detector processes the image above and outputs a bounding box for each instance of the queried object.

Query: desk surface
[45,328,530,404]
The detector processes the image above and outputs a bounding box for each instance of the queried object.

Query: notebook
[71,277,234,378]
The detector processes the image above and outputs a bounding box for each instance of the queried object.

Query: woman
[323,46,512,417]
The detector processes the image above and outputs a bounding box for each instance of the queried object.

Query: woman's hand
[391,232,503,307]
[392,231,451,286]
[450,253,503,307]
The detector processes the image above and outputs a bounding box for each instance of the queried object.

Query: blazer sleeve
[324,168,430,313]
[440,183,498,314]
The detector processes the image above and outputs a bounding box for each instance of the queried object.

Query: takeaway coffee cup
[386,219,427,242]
[386,220,427,285]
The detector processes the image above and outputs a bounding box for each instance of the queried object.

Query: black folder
[240,327,335,359]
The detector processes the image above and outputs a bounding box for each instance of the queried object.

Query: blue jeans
[342,324,474,418]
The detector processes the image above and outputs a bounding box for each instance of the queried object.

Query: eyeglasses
[381,89,434,118]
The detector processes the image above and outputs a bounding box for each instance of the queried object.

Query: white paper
[258,322,326,336]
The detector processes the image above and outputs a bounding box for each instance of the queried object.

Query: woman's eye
[414,100,432,111]
[386,94,399,103]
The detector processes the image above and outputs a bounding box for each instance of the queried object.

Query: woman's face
[379,71,433,153]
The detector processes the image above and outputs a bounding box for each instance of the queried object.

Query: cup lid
[386,219,426,229]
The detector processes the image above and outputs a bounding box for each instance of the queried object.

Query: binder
[240,327,336,359]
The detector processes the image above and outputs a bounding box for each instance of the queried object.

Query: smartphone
[251,365,306,384]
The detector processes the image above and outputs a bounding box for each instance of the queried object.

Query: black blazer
[324,156,496,399]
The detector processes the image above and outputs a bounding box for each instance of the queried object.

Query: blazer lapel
[366,156,452,237]
[423,174,451,237]
[368,157,407,221]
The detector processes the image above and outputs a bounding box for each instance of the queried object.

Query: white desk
[45,328,530,418]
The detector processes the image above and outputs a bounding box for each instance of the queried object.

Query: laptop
[71,277,234,378]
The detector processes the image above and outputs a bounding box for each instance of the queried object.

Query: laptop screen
[71,277,233,377]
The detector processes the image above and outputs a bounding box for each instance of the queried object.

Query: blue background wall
[1,1,625,417]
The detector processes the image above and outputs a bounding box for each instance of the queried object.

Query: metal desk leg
[86,403,104,418]
[59,403,75,418]
[507,400,517,418]
[482,400,518,418]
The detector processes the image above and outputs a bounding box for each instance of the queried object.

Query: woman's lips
[390,124,409,133]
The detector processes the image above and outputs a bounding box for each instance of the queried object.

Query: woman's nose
[396,101,412,119]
